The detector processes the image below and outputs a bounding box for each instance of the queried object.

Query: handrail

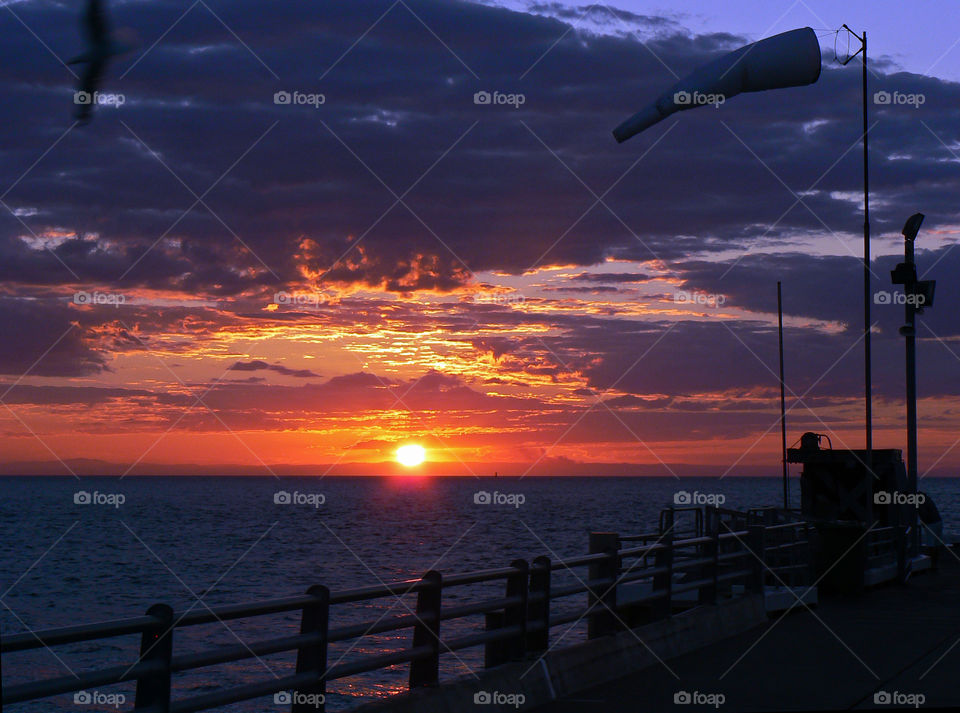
[2,615,162,652]
[2,506,812,713]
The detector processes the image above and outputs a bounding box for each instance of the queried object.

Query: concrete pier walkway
[533,556,960,712]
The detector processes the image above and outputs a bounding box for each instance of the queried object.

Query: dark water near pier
[2,475,958,711]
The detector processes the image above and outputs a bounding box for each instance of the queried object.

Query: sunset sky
[1,0,959,476]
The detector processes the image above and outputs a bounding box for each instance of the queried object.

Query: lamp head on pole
[902,213,925,242]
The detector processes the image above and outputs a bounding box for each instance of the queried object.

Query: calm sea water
[2,476,958,711]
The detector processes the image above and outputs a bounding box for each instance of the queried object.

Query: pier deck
[534,555,960,712]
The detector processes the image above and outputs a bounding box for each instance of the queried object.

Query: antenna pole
[862,30,873,482]
[778,282,788,510]
[841,24,873,482]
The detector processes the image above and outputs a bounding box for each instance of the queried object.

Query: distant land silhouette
[3,458,957,478]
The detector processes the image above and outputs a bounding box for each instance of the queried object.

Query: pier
[535,554,960,712]
[3,501,943,712]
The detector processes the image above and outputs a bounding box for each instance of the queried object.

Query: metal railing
[866,525,910,573]
[754,521,815,588]
[2,507,805,712]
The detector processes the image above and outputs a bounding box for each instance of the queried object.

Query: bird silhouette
[68,0,134,124]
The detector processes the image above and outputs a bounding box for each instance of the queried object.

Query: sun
[396,444,426,467]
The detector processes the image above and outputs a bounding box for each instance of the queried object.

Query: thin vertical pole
[862,31,873,480]
[778,282,788,510]
[905,238,918,558]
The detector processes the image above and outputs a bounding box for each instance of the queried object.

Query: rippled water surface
[2,475,958,711]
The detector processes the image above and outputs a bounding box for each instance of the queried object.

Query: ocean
[2,475,958,711]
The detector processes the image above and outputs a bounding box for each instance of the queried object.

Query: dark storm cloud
[228,359,320,378]
[0,298,109,376]
[674,244,960,338]
[172,368,545,424]
[571,271,653,283]
[543,312,960,404]
[0,383,164,406]
[541,284,621,293]
[0,294,258,376]
[2,0,959,295]
[525,3,680,29]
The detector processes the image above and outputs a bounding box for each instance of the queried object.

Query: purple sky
[1,0,959,475]
[484,0,960,81]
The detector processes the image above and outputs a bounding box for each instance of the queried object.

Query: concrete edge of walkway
[351,594,767,713]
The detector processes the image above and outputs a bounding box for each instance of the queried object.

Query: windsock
[613,27,822,143]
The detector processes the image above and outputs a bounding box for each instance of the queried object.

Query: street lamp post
[892,213,935,557]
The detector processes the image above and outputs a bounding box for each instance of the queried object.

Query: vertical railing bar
[133,604,173,713]
[293,584,329,713]
[587,533,619,639]
[712,512,720,602]
[748,525,765,593]
[505,559,528,660]
[409,570,441,688]
[654,511,674,620]
[527,556,551,653]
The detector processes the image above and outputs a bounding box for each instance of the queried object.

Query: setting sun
[396,444,426,467]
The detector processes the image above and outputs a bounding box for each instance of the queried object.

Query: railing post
[134,603,173,713]
[780,526,792,587]
[747,525,766,593]
[527,556,551,653]
[653,511,674,619]
[896,525,908,582]
[504,559,529,660]
[484,611,506,668]
[294,585,329,713]
[588,532,619,639]
[409,570,442,688]
[792,525,805,587]
[699,512,719,605]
